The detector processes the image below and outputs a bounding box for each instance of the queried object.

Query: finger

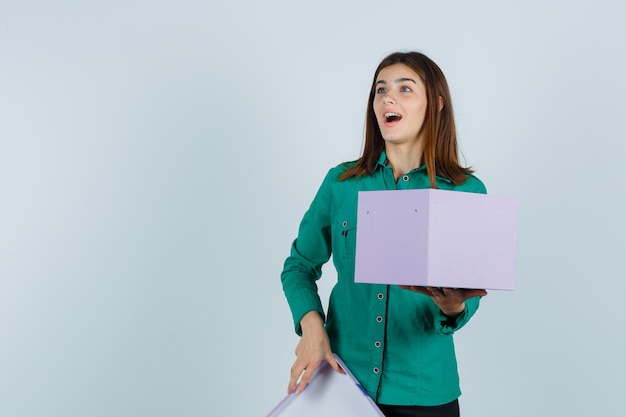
[326,354,346,374]
[295,365,316,395]
[463,289,488,299]
[426,286,444,297]
[440,287,487,299]
[400,285,432,297]
[288,360,306,394]
[288,368,302,394]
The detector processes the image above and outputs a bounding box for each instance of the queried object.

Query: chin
[383,135,405,144]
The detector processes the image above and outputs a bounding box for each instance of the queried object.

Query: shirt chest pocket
[334,212,357,259]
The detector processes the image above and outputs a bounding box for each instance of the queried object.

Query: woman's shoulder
[459,173,487,194]
[313,161,361,199]
[323,160,359,181]
[436,171,487,194]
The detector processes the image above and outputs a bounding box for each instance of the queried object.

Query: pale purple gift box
[354,189,518,290]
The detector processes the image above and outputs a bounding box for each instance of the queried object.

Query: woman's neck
[384,141,425,181]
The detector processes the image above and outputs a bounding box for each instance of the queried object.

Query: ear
[438,96,444,111]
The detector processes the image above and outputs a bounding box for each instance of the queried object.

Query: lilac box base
[354,189,518,290]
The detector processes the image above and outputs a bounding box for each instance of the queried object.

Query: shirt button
[377,293,384,300]
[376,316,383,323]
[373,367,380,374]
[402,175,409,182]
[374,341,381,348]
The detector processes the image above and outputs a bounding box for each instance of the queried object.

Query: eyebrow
[375,78,417,85]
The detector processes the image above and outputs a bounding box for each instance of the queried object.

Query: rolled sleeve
[281,170,335,335]
[435,296,482,335]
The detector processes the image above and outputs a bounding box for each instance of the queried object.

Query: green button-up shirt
[281,151,487,406]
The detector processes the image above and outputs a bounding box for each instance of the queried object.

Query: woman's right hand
[288,311,344,395]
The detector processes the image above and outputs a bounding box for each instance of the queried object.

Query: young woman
[281,51,488,417]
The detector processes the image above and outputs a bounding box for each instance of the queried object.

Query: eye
[376,87,387,94]
[400,86,412,92]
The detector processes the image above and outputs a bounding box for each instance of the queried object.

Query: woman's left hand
[400,286,488,316]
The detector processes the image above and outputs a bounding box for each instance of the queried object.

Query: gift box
[354,189,518,290]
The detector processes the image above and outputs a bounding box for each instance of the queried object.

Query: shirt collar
[375,149,453,183]
[376,150,388,168]
[376,149,427,174]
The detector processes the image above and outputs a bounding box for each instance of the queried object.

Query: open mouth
[385,112,402,123]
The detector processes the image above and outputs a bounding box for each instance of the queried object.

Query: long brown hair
[339,51,472,186]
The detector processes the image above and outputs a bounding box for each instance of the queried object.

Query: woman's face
[373,63,428,146]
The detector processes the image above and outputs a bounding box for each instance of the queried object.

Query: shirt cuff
[290,290,325,336]
[436,307,470,335]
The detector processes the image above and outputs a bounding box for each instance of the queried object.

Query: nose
[382,92,396,104]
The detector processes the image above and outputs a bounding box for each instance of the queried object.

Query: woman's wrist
[441,302,465,317]
[300,311,324,333]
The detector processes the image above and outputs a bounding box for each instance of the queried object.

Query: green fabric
[281,150,487,406]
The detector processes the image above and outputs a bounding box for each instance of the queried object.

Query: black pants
[377,399,459,417]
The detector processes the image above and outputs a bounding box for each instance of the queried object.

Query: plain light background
[1,1,625,416]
